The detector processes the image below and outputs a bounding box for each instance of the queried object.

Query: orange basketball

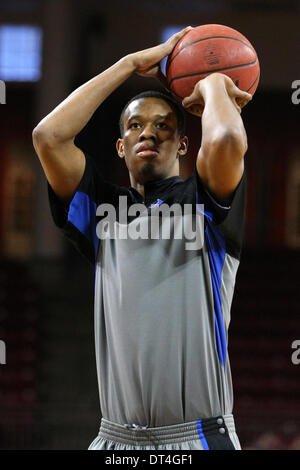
[166,24,260,114]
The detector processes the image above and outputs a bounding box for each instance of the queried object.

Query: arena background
[0,0,299,450]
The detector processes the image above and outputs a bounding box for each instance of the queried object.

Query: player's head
[118,91,186,138]
[116,91,188,186]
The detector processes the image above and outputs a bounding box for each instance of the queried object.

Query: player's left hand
[130,26,193,88]
[136,63,169,89]
[182,73,252,117]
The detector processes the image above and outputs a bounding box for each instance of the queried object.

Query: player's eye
[156,122,167,129]
[129,122,141,129]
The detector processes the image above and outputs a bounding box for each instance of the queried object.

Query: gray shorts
[88,414,241,450]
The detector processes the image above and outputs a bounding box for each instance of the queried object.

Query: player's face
[116,98,188,186]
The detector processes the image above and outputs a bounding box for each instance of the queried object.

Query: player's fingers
[164,26,193,52]
[182,96,195,108]
[182,91,203,109]
[186,104,204,117]
[236,94,252,111]
[135,26,193,72]
[166,26,193,44]
[235,89,252,105]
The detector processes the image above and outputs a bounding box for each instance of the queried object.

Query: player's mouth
[136,144,159,158]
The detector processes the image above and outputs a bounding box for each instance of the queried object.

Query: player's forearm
[33,56,135,144]
[200,76,247,157]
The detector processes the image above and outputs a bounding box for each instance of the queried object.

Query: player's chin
[136,162,161,185]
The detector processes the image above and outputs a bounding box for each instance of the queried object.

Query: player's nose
[139,123,156,141]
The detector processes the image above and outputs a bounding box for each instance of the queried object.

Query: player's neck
[129,169,180,198]
[131,181,145,198]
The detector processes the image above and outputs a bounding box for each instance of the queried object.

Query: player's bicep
[196,140,245,206]
[32,132,86,201]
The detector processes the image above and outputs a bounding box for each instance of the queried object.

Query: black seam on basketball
[168,59,258,87]
[246,71,260,93]
[166,35,256,69]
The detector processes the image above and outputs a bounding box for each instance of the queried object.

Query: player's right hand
[126,26,192,79]
[182,73,252,116]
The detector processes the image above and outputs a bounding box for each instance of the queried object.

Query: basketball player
[32,26,252,450]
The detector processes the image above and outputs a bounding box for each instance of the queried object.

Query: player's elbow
[32,124,59,153]
[32,124,47,147]
[207,126,248,161]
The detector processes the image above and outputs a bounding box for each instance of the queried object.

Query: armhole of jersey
[194,166,246,259]
[216,171,246,260]
[47,152,100,264]
[194,168,231,225]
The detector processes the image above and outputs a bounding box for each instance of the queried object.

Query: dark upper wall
[69,0,300,91]
[0,0,299,254]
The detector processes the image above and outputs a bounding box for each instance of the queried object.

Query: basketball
[166,24,260,114]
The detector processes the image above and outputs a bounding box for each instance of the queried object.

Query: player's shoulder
[69,151,134,209]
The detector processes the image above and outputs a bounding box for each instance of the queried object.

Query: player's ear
[177,136,188,156]
[116,138,125,159]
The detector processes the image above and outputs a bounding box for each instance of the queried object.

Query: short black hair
[119,90,186,138]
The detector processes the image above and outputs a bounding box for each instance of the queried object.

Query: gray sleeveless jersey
[48,152,246,427]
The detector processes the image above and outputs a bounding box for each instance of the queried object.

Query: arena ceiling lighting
[0,24,43,82]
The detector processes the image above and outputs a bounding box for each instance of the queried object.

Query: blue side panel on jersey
[196,190,213,221]
[196,420,210,450]
[205,220,227,367]
[68,191,99,261]
[196,183,227,366]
